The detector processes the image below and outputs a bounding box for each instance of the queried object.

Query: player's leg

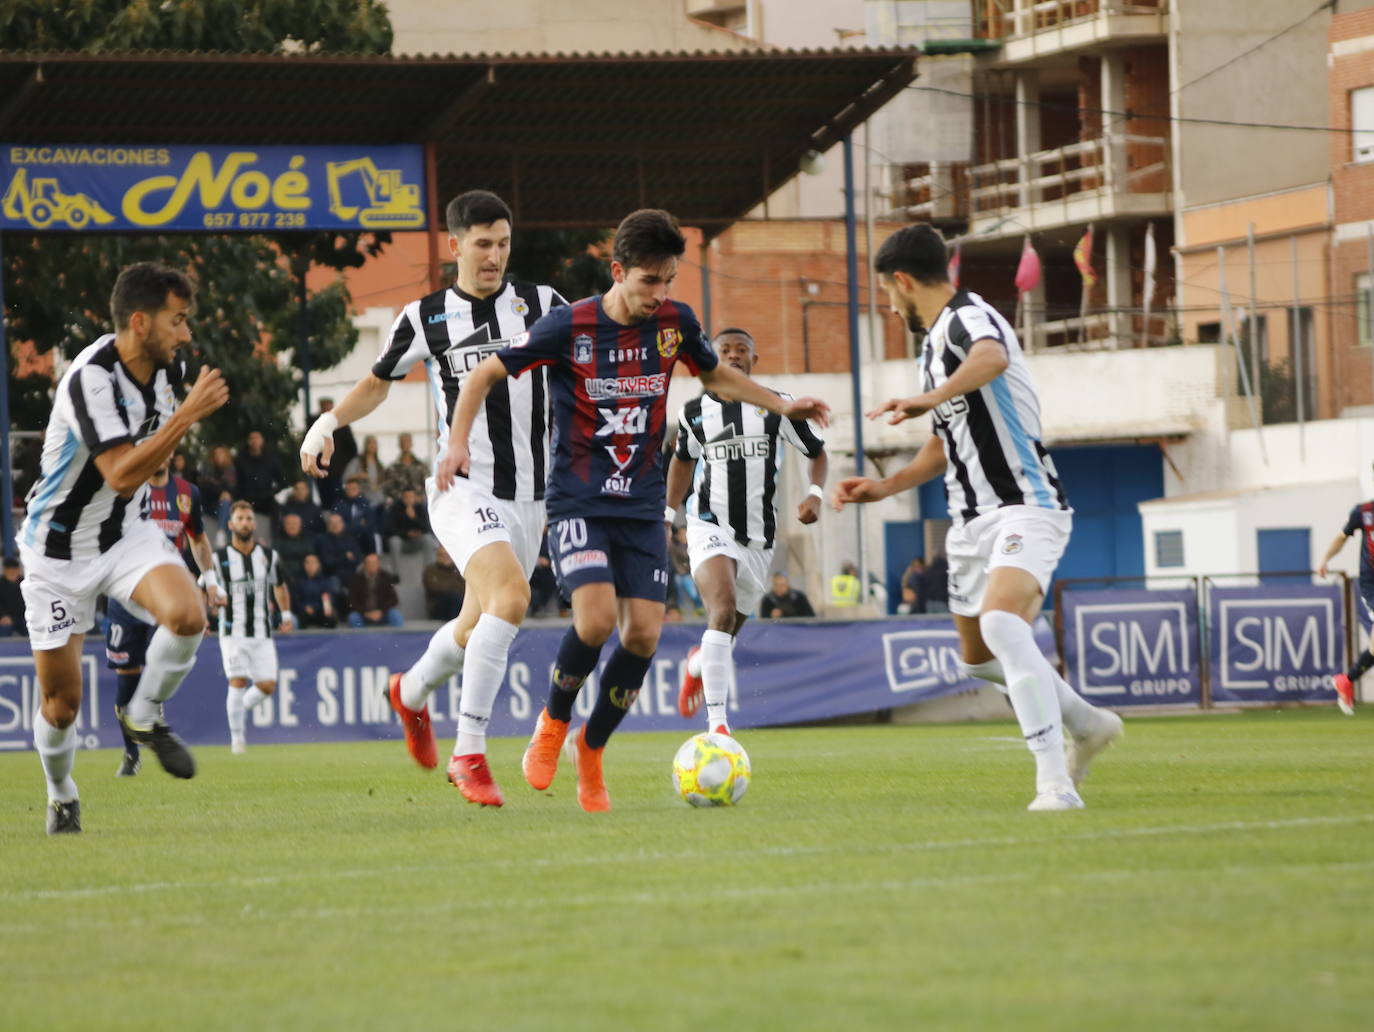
[224,670,251,754]
[1332,589,1373,715]
[710,549,772,735]
[684,554,737,723]
[105,598,152,775]
[524,518,616,791]
[33,640,86,834]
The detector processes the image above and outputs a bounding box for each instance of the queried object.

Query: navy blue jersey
[499,296,717,521]
[1343,501,1374,584]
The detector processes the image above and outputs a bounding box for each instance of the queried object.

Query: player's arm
[272,554,294,632]
[1317,531,1351,578]
[869,338,1008,425]
[301,374,391,478]
[832,434,947,510]
[798,449,828,525]
[188,532,223,610]
[435,354,509,491]
[699,363,830,427]
[91,368,229,495]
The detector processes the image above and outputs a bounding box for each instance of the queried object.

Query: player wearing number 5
[441,209,830,811]
[18,263,230,834]
[301,190,566,807]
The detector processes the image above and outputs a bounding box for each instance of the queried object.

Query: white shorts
[685,516,774,616]
[944,505,1073,618]
[221,636,280,684]
[427,476,544,578]
[19,520,185,650]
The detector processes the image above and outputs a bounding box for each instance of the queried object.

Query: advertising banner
[1208,583,1345,704]
[0,143,427,232]
[1061,588,1201,706]
[0,617,1056,753]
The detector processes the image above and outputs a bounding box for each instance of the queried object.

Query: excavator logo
[1,167,117,229]
[325,158,424,229]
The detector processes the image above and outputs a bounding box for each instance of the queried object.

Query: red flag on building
[1073,226,1096,288]
[1014,235,1041,294]
[948,243,961,289]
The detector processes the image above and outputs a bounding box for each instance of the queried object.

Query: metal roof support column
[700,239,713,339]
[843,132,869,607]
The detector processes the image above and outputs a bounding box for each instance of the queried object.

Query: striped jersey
[146,475,204,569]
[214,543,283,639]
[497,296,718,521]
[923,290,1070,525]
[372,280,566,501]
[675,391,825,549]
[1343,502,1374,584]
[20,335,182,561]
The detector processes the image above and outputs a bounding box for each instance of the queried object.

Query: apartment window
[1154,530,1184,569]
[1354,87,1374,163]
[1359,274,1374,346]
[1196,322,1221,345]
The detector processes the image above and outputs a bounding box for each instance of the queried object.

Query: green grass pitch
[1,710,1370,1031]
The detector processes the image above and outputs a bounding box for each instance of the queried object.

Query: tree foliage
[0,0,394,458]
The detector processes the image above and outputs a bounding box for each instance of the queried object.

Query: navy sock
[585,646,653,749]
[1348,650,1374,682]
[115,671,141,757]
[547,628,602,723]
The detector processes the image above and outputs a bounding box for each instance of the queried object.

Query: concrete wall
[1172,0,1331,210]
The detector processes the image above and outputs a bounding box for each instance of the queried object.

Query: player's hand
[279,613,295,634]
[434,441,470,492]
[867,394,937,425]
[1318,562,1329,578]
[206,586,224,614]
[831,476,889,511]
[798,495,821,525]
[300,413,337,479]
[784,396,831,428]
[181,367,230,422]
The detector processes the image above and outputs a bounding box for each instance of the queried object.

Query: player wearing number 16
[440,209,830,812]
[18,262,230,835]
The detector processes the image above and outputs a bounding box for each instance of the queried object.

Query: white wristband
[279,611,295,625]
[301,411,338,457]
[664,506,677,524]
[807,483,825,501]
[199,570,221,592]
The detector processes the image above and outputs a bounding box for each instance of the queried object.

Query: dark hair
[612,209,685,270]
[110,262,195,330]
[712,326,756,353]
[873,223,951,286]
[446,190,513,235]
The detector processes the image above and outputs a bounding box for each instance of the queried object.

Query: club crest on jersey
[574,334,594,364]
[1002,533,1023,555]
[656,327,681,358]
[177,494,191,514]
[510,296,530,317]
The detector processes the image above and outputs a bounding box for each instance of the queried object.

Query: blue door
[883,521,923,615]
[1257,528,1310,585]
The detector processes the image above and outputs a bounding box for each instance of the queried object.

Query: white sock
[726,637,739,726]
[243,687,269,711]
[402,618,465,711]
[127,628,201,726]
[700,629,733,732]
[687,647,703,678]
[34,711,78,803]
[453,614,519,756]
[226,687,246,737]
[962,657,1099,737]
[979,610,1070,791]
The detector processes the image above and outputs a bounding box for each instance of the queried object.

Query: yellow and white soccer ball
[672,731,751,807]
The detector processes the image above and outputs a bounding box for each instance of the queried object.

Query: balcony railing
[975,0,1166,40]
[887,162,970,221]
[970,133,1168,216]
[1023,310,1175,351]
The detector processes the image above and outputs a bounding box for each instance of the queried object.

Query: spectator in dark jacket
[234,430,285,519]
[759,572,816,619]
[199,444,238,534]
[279,479,324,535]
[898,556,927,615]
[381,432,427,502]
[0,557,27,637]
[384,487,431,554]
[922,553,949,614]
[274,513,315,584]
[315,396,357,509]
[332,476,380,556]
[347,553,403,627]
[315,512,361,582]
[422,545,465,621]
[293,554,339,629]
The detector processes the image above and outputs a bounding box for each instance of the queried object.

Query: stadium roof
[0,48,918,238]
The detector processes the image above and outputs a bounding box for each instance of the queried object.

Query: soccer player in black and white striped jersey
[18,263,230,833]
[214,501,294,753]
[833,223,1122,812]
[665,328,828,734]
[300,190,565,807]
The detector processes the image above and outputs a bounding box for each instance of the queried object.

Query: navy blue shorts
[1358,581,1374,634]
[105,597,153,670]
[547,516,669,603]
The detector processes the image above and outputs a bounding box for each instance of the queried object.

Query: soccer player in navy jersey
[440,209,829,811]
[1319,487,1374,714]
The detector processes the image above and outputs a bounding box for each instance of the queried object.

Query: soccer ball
[672,731,751,807]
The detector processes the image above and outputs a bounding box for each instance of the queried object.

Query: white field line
[4,813,1372,906]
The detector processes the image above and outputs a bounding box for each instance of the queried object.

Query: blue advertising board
[0,617,1057,753]
[1208,583,1345,704]
[0,143,427,232]
[1061,588,1201,706]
